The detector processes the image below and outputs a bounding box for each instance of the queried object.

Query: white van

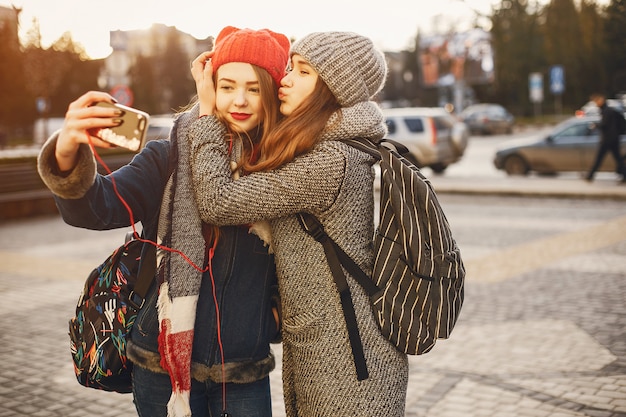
[382,107,469,174]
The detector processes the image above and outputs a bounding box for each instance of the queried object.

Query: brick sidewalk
[1,196,625,416]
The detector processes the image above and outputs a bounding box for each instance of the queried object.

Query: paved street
[1,187,625,416]
[1,130,626,416]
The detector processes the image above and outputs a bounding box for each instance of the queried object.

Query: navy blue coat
[49,138,277,383]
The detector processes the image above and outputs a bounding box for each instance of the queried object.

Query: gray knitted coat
[189,102,408,416]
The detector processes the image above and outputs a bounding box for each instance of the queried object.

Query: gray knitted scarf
[155,106,206,417]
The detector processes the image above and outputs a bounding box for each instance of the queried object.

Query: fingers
[61,98,124,143]
[64,92,121,135]
[191,51,214,69]
[190,51,214,82]
[68,91,117,111]
[55,91,125,170]
[191,51,216,116]
[58,92,121,151]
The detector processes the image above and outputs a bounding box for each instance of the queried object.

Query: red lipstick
[231,113,251,121]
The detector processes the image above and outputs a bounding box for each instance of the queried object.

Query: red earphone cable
[87,134,228,411]
[207,242,228,412]
[87,135,208,272]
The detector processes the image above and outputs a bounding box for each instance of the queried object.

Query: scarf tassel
[157,282,198,417]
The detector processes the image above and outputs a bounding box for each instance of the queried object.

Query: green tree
[542,0,587,107]
[578,0,606,98]
[130,27,195,114]
[22,22,100,118]
[47,33,101,114]
[22,21,67,118]
[160,27,194,112]
[0,12,35,129]
[403,32,423,106]
[490,0,544,116]
[130,54,160,114]
[603,0,626,94]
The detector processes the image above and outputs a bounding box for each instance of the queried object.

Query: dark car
[493,115,626,176]
[460,103,515,135]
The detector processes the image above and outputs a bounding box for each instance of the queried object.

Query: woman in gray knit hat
[191,31,408,416]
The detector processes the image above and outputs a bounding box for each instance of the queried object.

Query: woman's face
[278,54,318,116]
[215,62,264,133]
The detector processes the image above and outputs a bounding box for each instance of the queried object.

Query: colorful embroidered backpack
[69,236,156,393]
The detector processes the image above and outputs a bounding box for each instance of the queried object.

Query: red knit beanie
[212,26,290,88]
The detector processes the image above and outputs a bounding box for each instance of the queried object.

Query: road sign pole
[529,72,543,119]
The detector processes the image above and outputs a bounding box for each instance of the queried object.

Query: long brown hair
[205,64,283,244]
[245,78,341,173]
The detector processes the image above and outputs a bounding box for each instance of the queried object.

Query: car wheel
[430,163,447,174]
[503,155,529,176]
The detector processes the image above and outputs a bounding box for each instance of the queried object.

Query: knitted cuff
[36,134,97,199]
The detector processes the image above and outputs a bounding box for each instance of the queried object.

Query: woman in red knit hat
[37,26,290,417]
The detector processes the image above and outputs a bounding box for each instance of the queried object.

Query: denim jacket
[39,135,277,384]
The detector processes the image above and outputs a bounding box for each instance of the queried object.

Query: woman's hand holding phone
[55,91,149,171]
[91,102,149,152]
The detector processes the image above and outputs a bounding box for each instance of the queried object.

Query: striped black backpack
[298,137,465,381]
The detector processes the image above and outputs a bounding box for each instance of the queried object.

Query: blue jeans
[133,365,272,417]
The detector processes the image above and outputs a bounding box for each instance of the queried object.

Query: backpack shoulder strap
[344,137,411,160]
[296,212,377,381]
[297,213,379,296]
[344,138,381,159]
[129,242,157,309]
[121,230,157,310]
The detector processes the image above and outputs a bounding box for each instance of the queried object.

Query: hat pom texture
[291,32,388,107]
[212,26,290,88]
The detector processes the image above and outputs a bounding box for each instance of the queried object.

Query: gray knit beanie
[291,31,387,107]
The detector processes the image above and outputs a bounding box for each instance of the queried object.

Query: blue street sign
[550,65,564,95]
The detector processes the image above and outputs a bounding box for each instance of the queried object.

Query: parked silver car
[493,115,626,176]
[382,107,469,174]
[460,103,514,135]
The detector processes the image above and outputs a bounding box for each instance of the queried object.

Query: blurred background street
[1,0,626,414]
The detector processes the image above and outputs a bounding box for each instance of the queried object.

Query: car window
[385,119,396,134]
[554,123,593,138]
[491,107,505,116]
[404,117,425,133]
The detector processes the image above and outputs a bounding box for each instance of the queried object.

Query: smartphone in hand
[93,102,150,152]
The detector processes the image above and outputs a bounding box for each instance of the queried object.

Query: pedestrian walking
[586,93,626,183]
